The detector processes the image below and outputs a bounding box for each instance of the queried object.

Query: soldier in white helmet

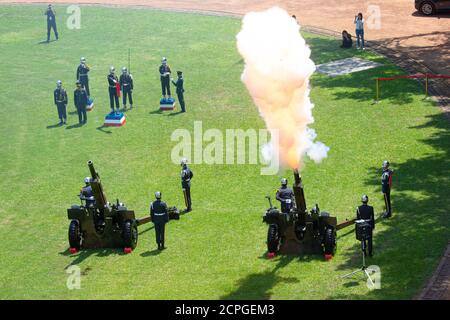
[119,67,133,110]
[53,80,67,125]
[180,158,193,212]
[76,57,90,97]
[150,191,169,250]
[107,66,120,113]
[159,57,172,100]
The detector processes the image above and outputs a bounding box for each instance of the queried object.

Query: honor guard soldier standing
[73,80,88,124]
[119,67,133,110]
[44,4,58,42]
[180,158,193,212]
[150,191,169,250]
[172,71,185,112]
[381,160,394,219]
[53,80,67,125]
[356,195,375,256]
[107,66,120,113]
[159,57,172,100]
[76,57,91,97]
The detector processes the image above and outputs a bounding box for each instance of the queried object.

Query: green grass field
[0,4,449,299]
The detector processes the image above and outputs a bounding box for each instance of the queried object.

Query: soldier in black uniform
[76,57,90,97]
[73,80,88,124]
[44,4,58,42]
[172,71,185,112]
[159,57,172,100]
[381,160,394,219]
[150,191,169,250]
[276,178,294,213]
[80,177,95,208]
[107,66,120,113]
[53,80,67,125]
[356,194,375,256]
[180,158,193,212]
[119,67,133,110]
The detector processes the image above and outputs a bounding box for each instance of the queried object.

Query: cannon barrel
[87,160,108,210]
[87,160,99,180]
[293,169,307,214]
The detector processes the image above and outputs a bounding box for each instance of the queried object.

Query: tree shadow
[329,112,450,299]
[221,254,329,299]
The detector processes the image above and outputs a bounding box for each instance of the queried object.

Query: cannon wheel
[68,220,82,250]
[267,224,281,253]
[323,227,336,255]
[123,220,138,249]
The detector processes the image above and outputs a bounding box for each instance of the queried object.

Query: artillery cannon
[263,169,354,256]
[67,160,180,252]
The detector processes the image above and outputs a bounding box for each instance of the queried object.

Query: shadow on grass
[149,109,163,115]
[37,39,57,44]
[140,249,161,257]
[138,225,154,236]
[63,248,125,268]
[96,125,112,134]
[66,123,84,130]
[330,112,450,299]
[46,123,63,129]
[221,254,327,299]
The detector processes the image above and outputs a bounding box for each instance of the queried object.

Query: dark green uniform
[76,64,90,96]
[172,76,185,112]
[159,64,171,97]
[181,166,193,211]
[150,199,169,249]
[107,73,120,112]
[53,87,68,124]
[276,186,294,213]
[356,204,375,256]
[45,6,58,42]
[119,73,133,108]
[381,169,393,217]
[74,87,88,124]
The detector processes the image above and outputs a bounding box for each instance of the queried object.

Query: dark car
[415,0,450,15]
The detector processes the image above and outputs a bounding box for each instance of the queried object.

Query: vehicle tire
[68,220,82,250]
[420,2,436,15]
[123,220,138,249]
[323,227,336,255]
[267,224,280,253]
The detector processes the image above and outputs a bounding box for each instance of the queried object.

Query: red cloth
[116,82,121,97]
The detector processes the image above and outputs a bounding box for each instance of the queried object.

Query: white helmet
[109,66,115,74]
[180,158,188,166]
[84,177,92,184]
[155,191,162,199]
[56,80,62,87]
[80,57,86,63]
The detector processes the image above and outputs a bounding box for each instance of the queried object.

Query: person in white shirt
[354,13,365,50]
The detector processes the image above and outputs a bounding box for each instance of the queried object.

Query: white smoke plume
[236,7,329,170]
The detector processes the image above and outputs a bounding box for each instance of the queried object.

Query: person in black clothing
[119,67,133,110]
[76,57,91,97]
[180,158,193,212]
[341,30,352,48]
[276,178,294,213]
[44,4,58,42]
[107,66,120,113]
[172,71,185,112]
[80,177,95,208]
[73,80,88,124]
[159,57,172,100]
[381,160,394,218]
[53,80,67,125]
[356,194,375,256]
[150,191,169,250]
